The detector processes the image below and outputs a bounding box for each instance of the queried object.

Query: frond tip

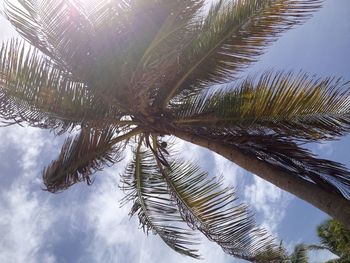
[43,127,124,193]
[158,160,279,261]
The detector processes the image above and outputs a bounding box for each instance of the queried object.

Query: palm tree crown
[1,0,350,261]
[309,219,350,262]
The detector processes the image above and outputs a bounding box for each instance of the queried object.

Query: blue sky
[0,1,349,262]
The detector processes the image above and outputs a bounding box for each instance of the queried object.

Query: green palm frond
[163,0,322,105]
[179,128,350,200]
[4,0,206,102]
[1,0,349,261]
[290,244,309,263]
[174,71,350,142]
[3,0,59,64]
[123,1,205,113]
[135,0,205,66]
[316,219,350,257]
[43,126,140,193]
[83,0,130,27]
[152,151,277,260]
[0,39,125,132]
[120,139,200,258]
[3,0,132,95]
[325,259,342,263]
[254,242,289,262]
[4,0,95,76]
[307,244,329,251]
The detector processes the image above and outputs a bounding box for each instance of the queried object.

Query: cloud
[244,176,293,235]
[81,167,143,262]
[309,250,338,263]
[5,127,59,175]
[316,141,334,157]
[0,15,17,40]
[0,126,291,263]
[0,185,57,263]
[0,126,246,263]
[0,126,58,263]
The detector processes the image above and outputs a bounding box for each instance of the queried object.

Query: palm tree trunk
[172,130,350,229]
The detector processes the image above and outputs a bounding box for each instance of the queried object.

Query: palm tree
[1,0,350,260]
[308,219,350,262]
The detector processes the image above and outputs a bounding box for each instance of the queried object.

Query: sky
[0,1,350,263]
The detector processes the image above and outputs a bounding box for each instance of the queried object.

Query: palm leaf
[120,139,200,258]
[43,126,140,193]
[126,0,205,113]
[254,241,288,262]
[151,145,278,261]
[3,0,61,64]
[290,244,309,263]
[325,259,342,263]
[4,0,95,76]
[3,0,129,96]
[0,39,125,132]
[3,0,206,105]
[82,0,131,28]
[316,219,350,257]
[163,0,322,105]
[173,71,350,142]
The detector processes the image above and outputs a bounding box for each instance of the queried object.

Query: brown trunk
[172,130,350,229]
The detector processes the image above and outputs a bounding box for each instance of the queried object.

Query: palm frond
[0,39,124,132]
[290,244,309,263]
[254,242,288,262]
[126,0,205,112]
[173,71,350,142]
[2,0,204,105]
[3,0,60,64]
[164,0,322,105]
[307,244,329,251]
[82,0,131,27]
[4,0,95,77]
[135,0,205,67]
[316,219,350,257]
[182,128,350,200]
[153,152,278,261]
[325,259,342,263]
[120,140,200,258]
[43,126,139,193]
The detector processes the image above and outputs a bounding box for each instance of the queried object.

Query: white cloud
[316,141,334,157]
[0,126,59,263]
[309,250,338,263]
[79,175,139,261]
[0,126,246,263]
[244,176,293,235]
[0,125,292,263]
[5,127,57,174]
[0,185,56,263]
[0,8,18,41]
